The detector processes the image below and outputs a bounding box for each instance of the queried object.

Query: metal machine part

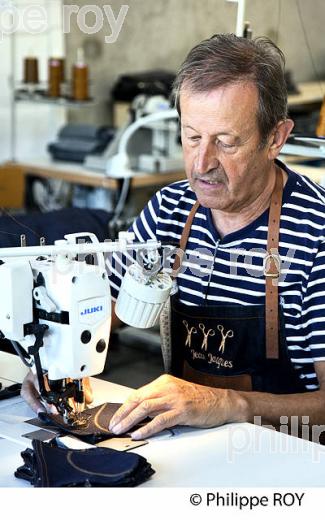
[85,96,183,176]
[281,135,325,159]
[0,232,172,426]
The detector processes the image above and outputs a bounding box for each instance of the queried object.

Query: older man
[23,34,325,441]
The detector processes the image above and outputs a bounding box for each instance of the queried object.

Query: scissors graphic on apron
[161,167,305,394]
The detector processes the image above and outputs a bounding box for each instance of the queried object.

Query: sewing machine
[281,135,325,159]
[0,231,172,426]
[85,95,183,176]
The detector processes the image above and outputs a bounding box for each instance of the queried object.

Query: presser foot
[61,407,89,429]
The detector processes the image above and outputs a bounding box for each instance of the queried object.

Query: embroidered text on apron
[168,167,305,394]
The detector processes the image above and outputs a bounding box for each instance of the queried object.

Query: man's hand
[20,370,93,415]
[21,370,48,415]
[109,374,249,439]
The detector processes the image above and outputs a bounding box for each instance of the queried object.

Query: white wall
[0,0,66,162]
[0,32,12,162]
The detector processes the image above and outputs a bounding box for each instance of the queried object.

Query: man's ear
[267,119,294,160]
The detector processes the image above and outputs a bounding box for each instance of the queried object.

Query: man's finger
[21,378,46,415]
[109,392,145,429]
[83,377,93,404]
[131,411,179,440]
[109,379,167,429]
[20,371,59,415]
[109,397,168,434]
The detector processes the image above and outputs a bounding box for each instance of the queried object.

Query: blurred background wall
[64,0,325,125]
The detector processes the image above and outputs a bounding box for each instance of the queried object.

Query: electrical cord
[10,341,34,368]
[112,176,131,222]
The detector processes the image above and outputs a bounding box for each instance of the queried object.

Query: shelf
[14,90,96,108]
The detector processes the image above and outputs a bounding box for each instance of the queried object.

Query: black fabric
[48,124,115,163]
[111,70,175,101]
[0,208,111,248]
[0,383,21,400]
[171,296,306,394]
[15,438,154,487]
[39,403,149,444]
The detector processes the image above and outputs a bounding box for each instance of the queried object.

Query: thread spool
[316,97,325,137]
[23,57,39,84]
[52,58,65,82]
[72,48,89,101]
[48,58,64,97]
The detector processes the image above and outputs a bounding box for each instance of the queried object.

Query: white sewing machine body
[0,235,111,381]
[0,231,172,422]
[31,257,110,380]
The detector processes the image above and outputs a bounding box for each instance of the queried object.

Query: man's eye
[218,141,235,149]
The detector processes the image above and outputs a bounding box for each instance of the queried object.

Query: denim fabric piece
[15,438,155,487]
[40,403,149,444]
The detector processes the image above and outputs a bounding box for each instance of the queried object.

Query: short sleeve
[105,190,161,301]
[302,240,325,361]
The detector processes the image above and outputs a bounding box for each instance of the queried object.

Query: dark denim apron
[169,169,305,394]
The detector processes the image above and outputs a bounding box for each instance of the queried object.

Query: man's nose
[195,141,219,174]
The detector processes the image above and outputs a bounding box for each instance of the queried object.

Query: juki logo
[80,305,103,316]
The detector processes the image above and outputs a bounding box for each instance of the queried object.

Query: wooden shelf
[0,159,186,208]
[14,91,95,108]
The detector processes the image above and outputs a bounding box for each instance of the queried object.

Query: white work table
[0,377,325,487]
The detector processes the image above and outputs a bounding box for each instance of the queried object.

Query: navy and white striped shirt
[107,161,325,391]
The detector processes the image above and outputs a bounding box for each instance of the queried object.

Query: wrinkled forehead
[179,82,260,136]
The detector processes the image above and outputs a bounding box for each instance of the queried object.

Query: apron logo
[199,323,215,351]
[183,321,234,354]
[183,320,197,348]
[217,325,234,353]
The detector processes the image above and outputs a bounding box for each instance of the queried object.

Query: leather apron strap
[264,167,283,359]
[171,200,200,277]
[172,167,283,360]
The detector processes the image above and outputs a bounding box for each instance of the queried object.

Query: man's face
[180,82,274,213]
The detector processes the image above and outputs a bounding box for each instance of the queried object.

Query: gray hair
[173,33,288,144]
